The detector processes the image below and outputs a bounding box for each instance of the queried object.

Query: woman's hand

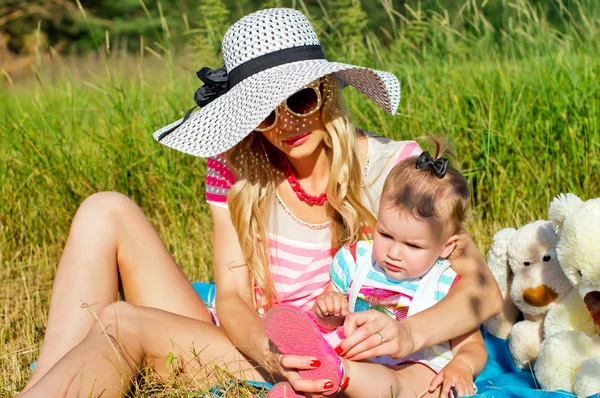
[336,310,415,360]
[428,358,475,397]
[264,342,342,396]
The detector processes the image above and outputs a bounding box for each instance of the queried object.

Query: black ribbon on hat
[157,66,228,142]
[194,66,229,107]
[157,45,326,142]
[416,151,449,179]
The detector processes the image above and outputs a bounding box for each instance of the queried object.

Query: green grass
[1,0,599,395]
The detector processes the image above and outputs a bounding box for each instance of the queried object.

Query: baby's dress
[328,240,459,373]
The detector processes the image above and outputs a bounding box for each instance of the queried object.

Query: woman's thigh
[108,302,271,384]
[80,191,211,321]
[22,302,271,398]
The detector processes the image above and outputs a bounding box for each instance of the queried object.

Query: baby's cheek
[372,240,385,264]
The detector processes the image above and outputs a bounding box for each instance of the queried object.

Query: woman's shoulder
[363,131,421,161]
[206,154,237,208]
[360,130,421,186]
[207,155,236,183]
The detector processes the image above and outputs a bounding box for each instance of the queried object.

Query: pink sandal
[264,304,345,396]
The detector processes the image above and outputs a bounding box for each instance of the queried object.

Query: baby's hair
[382,137,470,235]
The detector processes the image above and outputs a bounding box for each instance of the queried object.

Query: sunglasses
[254,80,322,132]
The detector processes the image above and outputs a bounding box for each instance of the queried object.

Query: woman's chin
[282,136,326,159]
[284,146,318,159]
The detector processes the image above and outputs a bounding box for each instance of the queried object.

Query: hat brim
[153,59,400,157]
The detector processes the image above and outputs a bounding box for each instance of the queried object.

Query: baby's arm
[312,283,349,330]
[428,329,487,397]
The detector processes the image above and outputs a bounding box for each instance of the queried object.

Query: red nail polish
[335,346,344,356]
[323,382,334,390]
[340,377,350,389]
[309,359,321,368]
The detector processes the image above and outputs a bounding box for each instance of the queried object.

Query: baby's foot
[264,304,345,396]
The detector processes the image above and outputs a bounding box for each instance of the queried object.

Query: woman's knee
[73,192,140,232]
[94,301,140,336]
[90,302,145,368]
[79,192,138,219]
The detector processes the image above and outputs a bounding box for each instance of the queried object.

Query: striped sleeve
[330,247,354,295]
[206,155,237,208]
[393,140,422,166]
[434,267,459,301]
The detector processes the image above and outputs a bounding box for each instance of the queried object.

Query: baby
[266,141,487,398]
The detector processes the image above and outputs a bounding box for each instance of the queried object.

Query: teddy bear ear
[487,228,517,291]
[489,228,517,257]
[548,193,583,235]
[484,228,521,339]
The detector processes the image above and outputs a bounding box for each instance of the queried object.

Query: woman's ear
[440,235,459,258]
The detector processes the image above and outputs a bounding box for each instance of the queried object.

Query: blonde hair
[381,138,470,235]
[225,74,375,310]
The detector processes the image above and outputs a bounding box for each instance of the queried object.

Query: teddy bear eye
[578,270,583,277]
[524,262,531,266]
[543,255,551,262]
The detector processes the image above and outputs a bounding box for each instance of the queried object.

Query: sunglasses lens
[257,110,277,130]
[286,87,319,115]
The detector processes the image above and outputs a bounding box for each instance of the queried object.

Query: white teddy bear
[534,193,600,397]
[484,220,572,369]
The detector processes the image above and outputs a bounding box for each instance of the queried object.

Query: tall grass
[1,0,599,395]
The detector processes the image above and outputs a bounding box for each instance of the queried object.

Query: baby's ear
[440,235,460,258]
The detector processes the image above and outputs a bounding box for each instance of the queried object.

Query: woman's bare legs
[21,302,271,398]
[340,360,439,398]
[21,192,212,393]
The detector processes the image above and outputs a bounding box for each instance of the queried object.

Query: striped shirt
[206,133,422,313]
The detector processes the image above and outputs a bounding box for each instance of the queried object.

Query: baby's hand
[428,358,475,397]
[312,291,348,327]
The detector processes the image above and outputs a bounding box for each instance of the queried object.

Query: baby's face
[373,203,451,280]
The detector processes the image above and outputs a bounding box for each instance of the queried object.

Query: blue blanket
[472,330,581,397]
[192,282,596,398]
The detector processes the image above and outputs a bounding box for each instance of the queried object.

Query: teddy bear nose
[583,291,600,336]
[543,255,551,262]
[523,285,558,307]
[583,291,600,320]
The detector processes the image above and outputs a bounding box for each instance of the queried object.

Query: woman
[19,8,502,398]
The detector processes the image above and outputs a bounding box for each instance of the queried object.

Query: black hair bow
[416,151,449,178]
[194,66,229,107]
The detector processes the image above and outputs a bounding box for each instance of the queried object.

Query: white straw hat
[153,8,401,158]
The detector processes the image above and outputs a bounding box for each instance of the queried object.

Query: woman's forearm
[452,233,504,321]
[210,206,272,370]
[216,294,270,369]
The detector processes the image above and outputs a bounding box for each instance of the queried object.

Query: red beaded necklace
[280,153,327,206]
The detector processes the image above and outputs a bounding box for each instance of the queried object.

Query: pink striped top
[206,133,421,313]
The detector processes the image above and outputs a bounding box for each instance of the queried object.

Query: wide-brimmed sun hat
[153,7,401,158]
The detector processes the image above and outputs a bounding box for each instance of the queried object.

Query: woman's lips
[282,132,310,146]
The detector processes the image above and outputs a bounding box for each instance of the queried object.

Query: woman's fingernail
[309,359,321,368]
[340,377,350,389]
[323,382,334,390]
[335,346,344,356]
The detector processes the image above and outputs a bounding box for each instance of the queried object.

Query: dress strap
[406,260,451,317]
[348,253,374,311]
